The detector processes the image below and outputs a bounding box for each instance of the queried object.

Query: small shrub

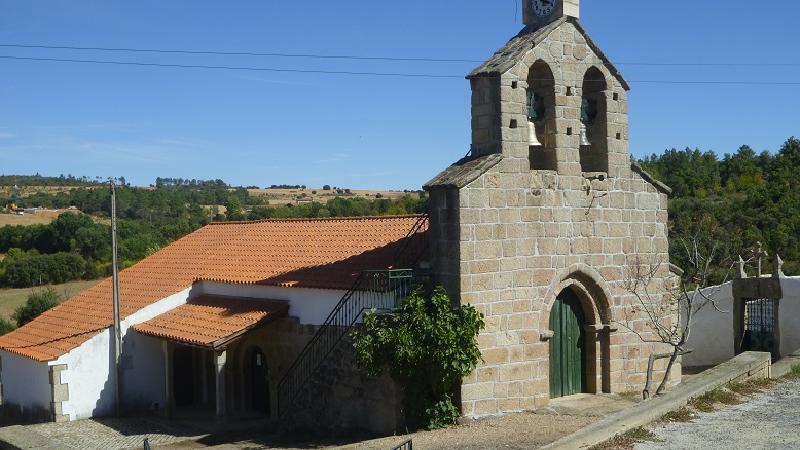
[0,317,15,335]
[352,286,485,430]
[12,288,60,327]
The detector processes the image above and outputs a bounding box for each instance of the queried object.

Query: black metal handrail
[390,439,413,450]
[276,269,415,417]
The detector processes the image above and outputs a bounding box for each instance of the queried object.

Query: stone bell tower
[425,0,675,418]
[523,0,580,28]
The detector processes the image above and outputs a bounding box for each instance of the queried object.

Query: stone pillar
[215,350,227,420]
[600,326,614,394]
[162,341,173,418]
[49,364,69,422]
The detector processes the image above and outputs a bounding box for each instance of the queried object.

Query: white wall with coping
[0,350,51,414]
[684,277,800,368]
[682,282,734,368]
[53,286,196,420]
[198,281,348,326]
[778,277,800,357]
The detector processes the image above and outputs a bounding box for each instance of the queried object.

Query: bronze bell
[528,120,543,146]
[580,122,591,147]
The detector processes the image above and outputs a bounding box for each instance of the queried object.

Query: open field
[0,211,66,226]
[247,188,420,206]
[0,279,102,320]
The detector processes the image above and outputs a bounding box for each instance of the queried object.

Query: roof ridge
[207,214,427,226]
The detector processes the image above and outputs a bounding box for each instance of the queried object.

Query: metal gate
[743,298,776,357]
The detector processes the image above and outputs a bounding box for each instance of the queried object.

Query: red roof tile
[132,295,289,348]
[0,215,427,362]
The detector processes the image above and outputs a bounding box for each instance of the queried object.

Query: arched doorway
[247,347,270,415]
[549,288,587,398]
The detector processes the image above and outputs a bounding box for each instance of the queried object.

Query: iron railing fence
[276,269,416,417]
[390,439,413,450]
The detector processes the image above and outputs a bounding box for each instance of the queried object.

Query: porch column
[162,341,173,418]
[201,350,209,405]
[215,350,227,420]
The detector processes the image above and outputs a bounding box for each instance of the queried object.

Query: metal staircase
[276,269,416,417]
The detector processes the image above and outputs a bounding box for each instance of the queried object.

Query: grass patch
[687,388,739,413]
[590,427,659,450]
[782,364,800,380]
[729,377,776,396]
[660,407,694,423]
[0,279,101,320]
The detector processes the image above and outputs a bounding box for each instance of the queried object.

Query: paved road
[637,379,800,450]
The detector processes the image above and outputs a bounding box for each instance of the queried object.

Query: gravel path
[636,379,800,450]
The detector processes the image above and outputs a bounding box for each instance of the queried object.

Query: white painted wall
[54,286,196,420]
[683,277,800,368]
[682,282,735,368]
[0,350,51,414]
[199,281,348,325]
[779,277,800,357]
[4,280,362,421]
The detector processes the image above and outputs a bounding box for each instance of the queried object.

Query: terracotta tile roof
[132,295,289,349]
[0,215,428,362]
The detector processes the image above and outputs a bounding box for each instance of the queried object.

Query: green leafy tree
[224,196,246,221]
[12,288,60,327]
[352,286,485,430]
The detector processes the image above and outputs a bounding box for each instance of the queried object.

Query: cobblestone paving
[26,417,207,449]
[637,379,800,450]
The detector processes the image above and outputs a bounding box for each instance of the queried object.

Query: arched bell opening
[527,60,558,171]
[580,67,609,174]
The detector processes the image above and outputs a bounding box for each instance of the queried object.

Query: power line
[0,44,483,64]
[2,43,800,67]
[3,55,800,85]
[617,62,800,67]
[0,55,463,79]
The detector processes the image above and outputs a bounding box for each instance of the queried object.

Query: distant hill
[639,136,800,282]
[0,174,106,187]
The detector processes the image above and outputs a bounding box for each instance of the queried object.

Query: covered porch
[132,295,290,422]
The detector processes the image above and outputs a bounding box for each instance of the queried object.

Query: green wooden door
[549,289,586,398]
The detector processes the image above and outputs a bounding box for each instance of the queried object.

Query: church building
[424,0,675,416]
[0,0,675,430]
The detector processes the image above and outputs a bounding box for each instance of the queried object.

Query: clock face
[531,0,557,18]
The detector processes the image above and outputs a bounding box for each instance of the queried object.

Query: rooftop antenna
[110,180,122,417]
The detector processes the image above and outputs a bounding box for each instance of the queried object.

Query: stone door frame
[540,264,615,396]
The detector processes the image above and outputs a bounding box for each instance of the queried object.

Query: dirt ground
[160,412,596,450]
[0,212,60,226]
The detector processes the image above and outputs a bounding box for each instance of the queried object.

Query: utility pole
[110,180,122,417]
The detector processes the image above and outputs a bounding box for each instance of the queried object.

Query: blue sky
[1,1,798,189]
